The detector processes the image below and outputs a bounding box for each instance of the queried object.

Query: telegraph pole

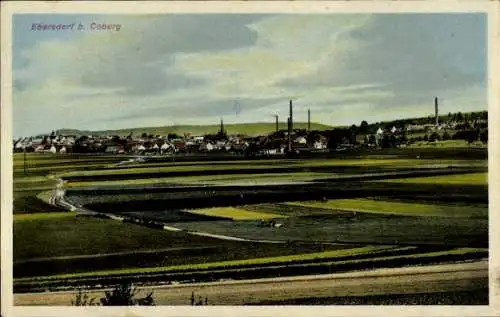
[23,147,27,174]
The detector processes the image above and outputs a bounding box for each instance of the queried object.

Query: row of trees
[364,110,487,131]
[411,129,488,144]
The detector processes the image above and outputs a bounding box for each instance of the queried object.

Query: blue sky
[12,13,486,137]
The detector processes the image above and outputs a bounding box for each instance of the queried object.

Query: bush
[72,283,155,306]
[480,130,488,144]
[428,132,440,142]
[442,131,451,141]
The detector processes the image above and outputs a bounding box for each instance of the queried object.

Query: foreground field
[12,150,489,301]
[14,261,488,305]
[14,212,229,260]
[13,154,124,213]
[286,198,487,218]
[14,212,357,278]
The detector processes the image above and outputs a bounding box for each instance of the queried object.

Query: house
[132,144,146,153]
[150,143,160,152]
[215,140,226,149]
[295,136,307,144]
[199,142,215,152]
[105,145,123,154]
[160,142,173,153]
[313,140,327,150]
[34,145,45,152]
[173,142,186,152]
[193,136,205,143]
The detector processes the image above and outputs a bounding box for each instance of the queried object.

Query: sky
[12,13,487,137]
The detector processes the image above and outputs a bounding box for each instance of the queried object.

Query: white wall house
[295,136,307,144]
[199,142,215,152]
[313,141,327,149]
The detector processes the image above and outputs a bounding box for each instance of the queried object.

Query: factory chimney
[288,99,293,153]
[308,108,311,132]
[275,115,279,133]
[434,97,439,126]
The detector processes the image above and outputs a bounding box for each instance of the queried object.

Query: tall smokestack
[435,97,439,126]
[275,115,279,133]
[308,108,311,132]
[289,99,293,130]
[288,117,292,153]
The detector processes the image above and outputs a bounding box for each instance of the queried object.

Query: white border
[2,1,499,317]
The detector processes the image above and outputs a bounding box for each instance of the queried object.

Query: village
[12,99,488,156]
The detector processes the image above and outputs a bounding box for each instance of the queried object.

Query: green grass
[14,212,73,222]
[60,158,473,178]
[408,140,487,148]
[13,176,53,183]
[186,207,287,220]
[376,172,487,185]
[14,163,111,174]
[12,154,123,213]
[18,245,395,281]
[286,198,487,218]
[35,191,54,205]
[13,158,120,168]
[17,246,486,282]
[65,172,334,188]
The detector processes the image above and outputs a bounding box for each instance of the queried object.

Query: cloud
[12,13,486,137]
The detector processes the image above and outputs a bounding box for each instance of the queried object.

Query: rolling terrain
[12,147,489,305]
[57,122,332,137]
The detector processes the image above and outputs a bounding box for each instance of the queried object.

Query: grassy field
[12,149,489,290]
[14,211,360,278]
[17,246,484,282]
[376,172,487,185]
[286,198,488,218]
[408,140,487,148]
[185,207,287,220]
[18,245,397,280]
[60,158,478,178]
[64,172,335,188]
[12,154,123,213]
[58,122,333,137]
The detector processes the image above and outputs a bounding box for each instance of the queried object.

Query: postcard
[1,1,499,317]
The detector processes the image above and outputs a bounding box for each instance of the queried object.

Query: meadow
[58,122,332,138]
[376,172,487,185]
[285,198,488,218]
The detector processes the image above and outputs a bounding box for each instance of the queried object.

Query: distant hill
[57,122,333,137]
